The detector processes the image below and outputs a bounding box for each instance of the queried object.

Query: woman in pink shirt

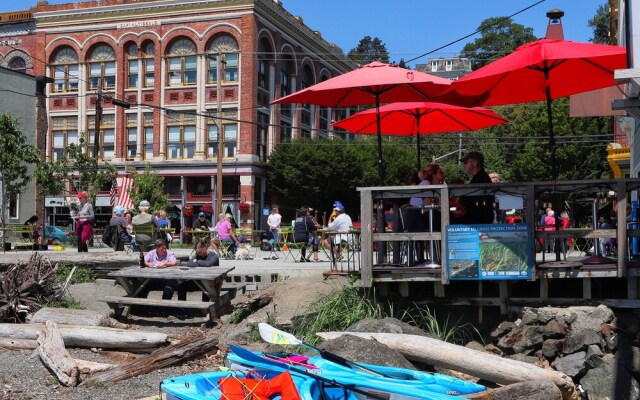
[216,213,239,253]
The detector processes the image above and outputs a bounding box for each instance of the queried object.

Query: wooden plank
[102,296,211,311]
[108,266,234,280]
[582,278,592,299]
[360,189,373,287]
[415,297,640,308]
[499,281,509,315]
[398,282,409,297]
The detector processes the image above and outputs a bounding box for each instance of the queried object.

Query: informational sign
[446,224,532,280]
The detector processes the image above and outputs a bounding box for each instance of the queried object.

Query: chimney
[546,8,565,40]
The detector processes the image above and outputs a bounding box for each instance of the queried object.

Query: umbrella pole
[375,96,385,185]
[544,64,557,181]
[416,118,421,171]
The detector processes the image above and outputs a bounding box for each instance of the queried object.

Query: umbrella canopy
[272,62,452,183]
[332,102,508,170]
[436,38,627,179]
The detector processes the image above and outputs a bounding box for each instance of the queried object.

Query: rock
[542,319,568,339]
[563,329,603,354]
[521,307,556,325]
[465,341,485,352]
[224,325,253,344]
[551,351,587,378]
[542,339,564,360]
[318,334,416,370]
[490,321,515,339]
[585,344,604,369]
[346,317,438,339]
[497,325,545,355]
[601,323,618,352]
[616,337,640,376]
[579,354,640,400]
[484,343,503,356]
[507,353,539,365]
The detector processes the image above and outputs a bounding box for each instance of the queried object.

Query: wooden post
[360,189,373,287]
[582,278,592,299]
[499,281,509,315]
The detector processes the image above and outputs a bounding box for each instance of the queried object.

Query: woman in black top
[293,207,319,262]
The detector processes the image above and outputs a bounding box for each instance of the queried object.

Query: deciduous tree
[128,163,170,212]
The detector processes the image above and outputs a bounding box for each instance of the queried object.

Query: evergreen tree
[348,36,390,66]
[588,3,611,44]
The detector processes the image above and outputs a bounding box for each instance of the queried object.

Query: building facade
[0,0,353,235]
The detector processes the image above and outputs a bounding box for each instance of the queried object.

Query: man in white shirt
[325,201,352,260]
[267,207,282,242]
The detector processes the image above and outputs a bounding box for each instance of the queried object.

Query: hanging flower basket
[238,201,250,213]
[183,204,194,217]
[201,203,213,214]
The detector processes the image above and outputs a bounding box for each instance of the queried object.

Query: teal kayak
[227,344,476,399]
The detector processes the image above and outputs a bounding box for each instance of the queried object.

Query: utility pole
[214,54,225,217]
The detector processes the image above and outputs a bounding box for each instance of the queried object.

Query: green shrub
[55,264,96,284]
[47,296,83,309]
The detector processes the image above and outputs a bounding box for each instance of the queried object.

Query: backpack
[102,224,116,247]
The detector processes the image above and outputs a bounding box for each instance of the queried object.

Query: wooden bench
[221,282,247,298]
[103,291,233,324]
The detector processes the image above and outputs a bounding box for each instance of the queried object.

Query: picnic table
[102,265,236,324]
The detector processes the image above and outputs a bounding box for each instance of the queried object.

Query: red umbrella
[272,61,451,183]
[332,102,508,170]
[436,38,627,179]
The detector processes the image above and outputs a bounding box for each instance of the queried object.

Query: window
[51,47,79,93]
[445,59,453,71]
[431,60,438,72]
[258,40,270,90]
[144,112,154,159]
[126,44,139,88]
[8,57,26,74]
[126,113,137,160]
[300,66,314,136]
[207,35,239,83]
[143,42,155,87]
[256,112,268,162]
[51,116,78,160]
[207,116,237,158]
[88,114,115,160]
[167,39,196,86]
[8,194,19,219]
[88,44,116,90]
[167,111,196,159]
[280,56,293,117]
[279,121,291,143]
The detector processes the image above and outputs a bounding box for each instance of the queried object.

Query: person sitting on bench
[187,241,220,268]
[142,239,178,300]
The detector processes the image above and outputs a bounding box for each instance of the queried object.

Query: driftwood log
[75,359,115,374]
[30,307,129,329]
[317,332,577,400]
[0,338,37,350]
[0,254,60,323]
[37,321,79,387]
[0,323,168,349]
[466,380,562,400]
[81,334,219,386]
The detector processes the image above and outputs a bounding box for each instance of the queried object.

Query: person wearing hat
[323,201,353,261]
[192,211,213,249]
[458,151,494,224]
[132,200,159,251]
[73,192,94,252]
[109,205,133,251]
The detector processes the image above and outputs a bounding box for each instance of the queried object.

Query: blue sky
[1,0,607,67]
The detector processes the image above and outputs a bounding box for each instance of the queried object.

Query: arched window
[8,57,26,74]
[280,55,293,117]
[88,44,116,90]
[207,35,239,83]
[142,42,155,87]
[51,47,79,93]
[167,38,196,86]
[126,43,139,88]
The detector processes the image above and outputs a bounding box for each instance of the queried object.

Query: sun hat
[332,201,345,212]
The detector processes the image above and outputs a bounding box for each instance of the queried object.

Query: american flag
[118,175,134,210]
[109,182,116,206]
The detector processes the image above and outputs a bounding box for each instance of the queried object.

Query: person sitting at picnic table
[215,213,240,255]
[192,211,212,248]
[142,239,178,300]
[187,240,220,268]
[321,201,353,261]
[23,215,43,250]
[132,200,159,251]
[109,205,133,251]
[293,206,320,262]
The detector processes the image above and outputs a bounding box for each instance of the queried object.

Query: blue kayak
[226,344,479,399]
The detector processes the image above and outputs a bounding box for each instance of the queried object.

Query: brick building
[0,0,352,235]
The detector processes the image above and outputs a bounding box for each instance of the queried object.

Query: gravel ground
[0,276,347,399]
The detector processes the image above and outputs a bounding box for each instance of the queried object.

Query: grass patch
[248,311,277,342]
[47,296,84,309]
[399,304,482,345]
[55,264,96,284]
[228,308,251,324]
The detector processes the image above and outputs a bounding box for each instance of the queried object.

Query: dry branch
[81,334,219,386]
[37,321,79,387]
